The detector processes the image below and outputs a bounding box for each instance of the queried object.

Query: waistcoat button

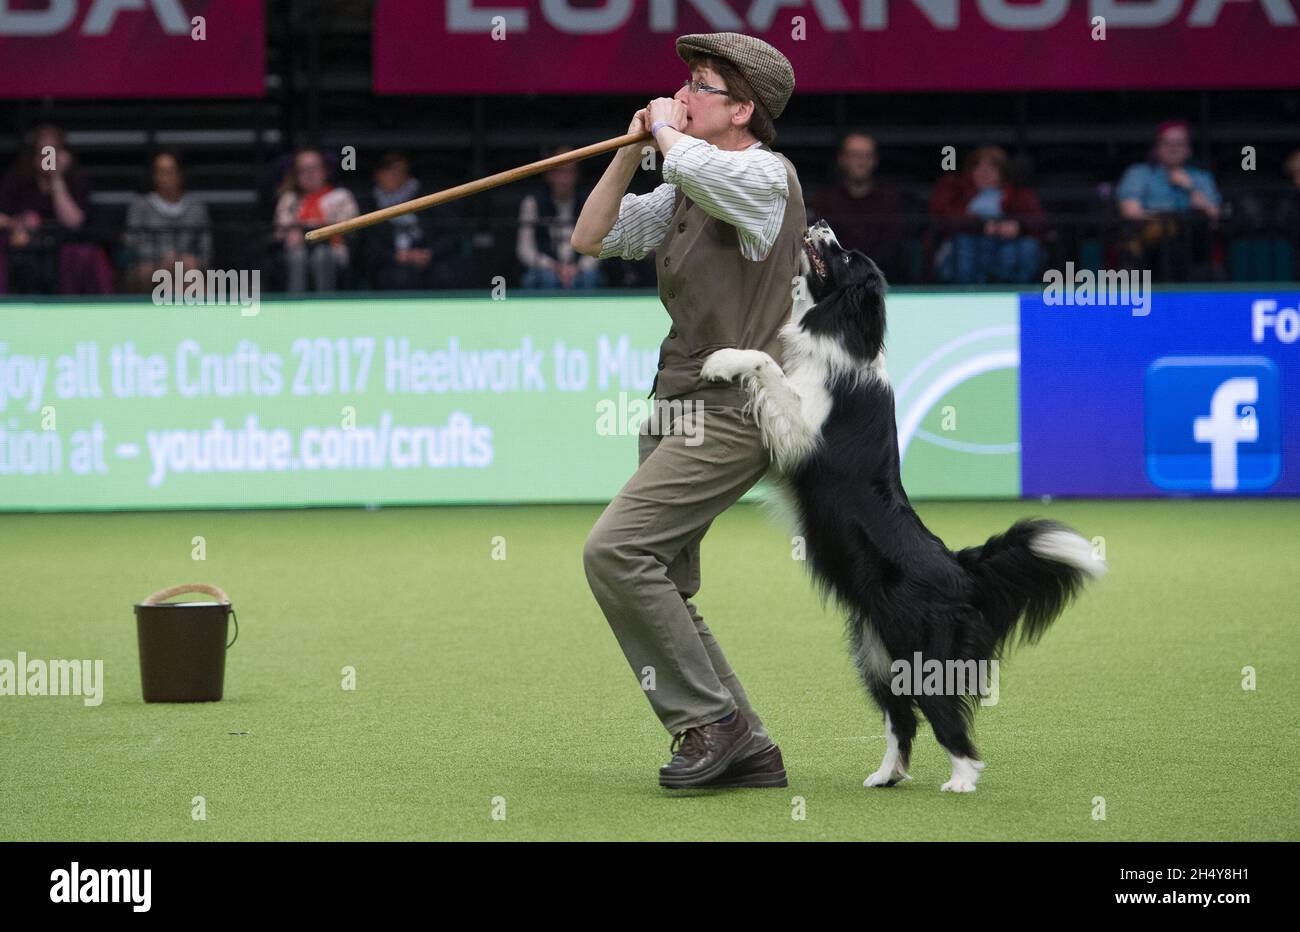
[657,360,665,370]
[668,329,677,338]
[677,222,687,233]
[663,256,670,267]
[667,290,675,299]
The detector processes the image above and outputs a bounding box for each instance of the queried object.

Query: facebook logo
[1145,357,1281,493]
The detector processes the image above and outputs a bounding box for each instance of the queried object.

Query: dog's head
[798,219,887,362]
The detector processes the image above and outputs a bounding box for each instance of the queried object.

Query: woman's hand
[623,108,655,154]
[646,97,688,134]
[1167,167,1193,190]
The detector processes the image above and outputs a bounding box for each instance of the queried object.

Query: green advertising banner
[887,293,1022,499]
[0,294,1019,510]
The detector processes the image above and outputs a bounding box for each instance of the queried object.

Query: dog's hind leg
[917,694,985,793]
[863,687,917,788]
[851,624,915,787]
[940,754,986,793]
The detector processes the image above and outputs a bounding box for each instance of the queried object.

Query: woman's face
[546,159,578,198]
[971,157,1002,190]
[153,154,183,199]
[1155,128,1191,169]
[675,64,745,144]
[375,161,409,194]
[295,153,327,193]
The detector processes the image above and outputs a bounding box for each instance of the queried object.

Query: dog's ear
[843,261,887,360]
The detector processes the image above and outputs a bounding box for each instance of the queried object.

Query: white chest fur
[778,320,834,441]
[700,273,887,471]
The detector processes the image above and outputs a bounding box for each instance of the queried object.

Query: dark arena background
[0,0,1295,910]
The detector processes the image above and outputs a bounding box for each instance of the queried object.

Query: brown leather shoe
[704,742,788,788]
[659,710,756,788]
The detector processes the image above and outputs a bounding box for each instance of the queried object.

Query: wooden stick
[305,130,653,242]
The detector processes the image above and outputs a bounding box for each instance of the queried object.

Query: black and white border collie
[700,219,1106,792]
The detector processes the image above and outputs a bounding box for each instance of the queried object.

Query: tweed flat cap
[676,32,795,121]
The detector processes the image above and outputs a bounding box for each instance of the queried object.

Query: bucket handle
[141,584,238,650]
[142,583,230,605]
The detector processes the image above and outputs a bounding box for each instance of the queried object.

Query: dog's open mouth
[803,234,827,281]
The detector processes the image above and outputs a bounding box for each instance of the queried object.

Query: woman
[571,32,800,790]
[357,151,462,290]
[1114,120,1222,281]
[516,146,601,289]
[273,148,358,293]
[929,146,1045,284]
[123,150,212,291]
[0,123,111,294]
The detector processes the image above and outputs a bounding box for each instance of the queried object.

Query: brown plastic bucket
[134,584,238,702]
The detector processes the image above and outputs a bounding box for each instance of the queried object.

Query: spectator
[122,150,212,292]
[0,123,112,294]
[929,146,1045,284]
[517,146,601,289]
[357,152,461,290]
[1115,120,1221,280]
[273,148,359,293]
[1277,147,1300,280]
[808,132,904,277]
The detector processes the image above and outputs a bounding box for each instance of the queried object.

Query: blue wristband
[650,120,673,136]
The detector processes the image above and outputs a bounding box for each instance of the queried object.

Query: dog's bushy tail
[954,519,1106,650]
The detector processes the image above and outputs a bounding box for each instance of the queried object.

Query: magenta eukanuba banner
[375,0,1300,94]
[0,0,263,99]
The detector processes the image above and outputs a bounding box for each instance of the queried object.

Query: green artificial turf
[1,499,1297,841]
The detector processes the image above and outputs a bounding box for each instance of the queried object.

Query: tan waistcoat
[649,145,806,404]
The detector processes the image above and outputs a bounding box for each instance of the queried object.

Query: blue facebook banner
[1020,291,1300,497]
[1145,357,1281,493]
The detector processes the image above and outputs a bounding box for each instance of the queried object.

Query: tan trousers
[583,396,773,740]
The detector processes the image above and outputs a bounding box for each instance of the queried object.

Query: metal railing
[2,213,1296,297]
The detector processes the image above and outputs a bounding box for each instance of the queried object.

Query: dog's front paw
[940,778,978,793]
[700,348,764,382]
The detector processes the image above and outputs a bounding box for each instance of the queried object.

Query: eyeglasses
[682,78,730,97]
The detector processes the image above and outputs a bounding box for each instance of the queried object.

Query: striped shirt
[598,137,789,263]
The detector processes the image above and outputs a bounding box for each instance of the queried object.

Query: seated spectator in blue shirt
[1115,120,1221,280]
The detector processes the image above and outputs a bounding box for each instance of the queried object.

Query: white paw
[940,757,984,793]
[700,348,762,382]
[863,768,910,788]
